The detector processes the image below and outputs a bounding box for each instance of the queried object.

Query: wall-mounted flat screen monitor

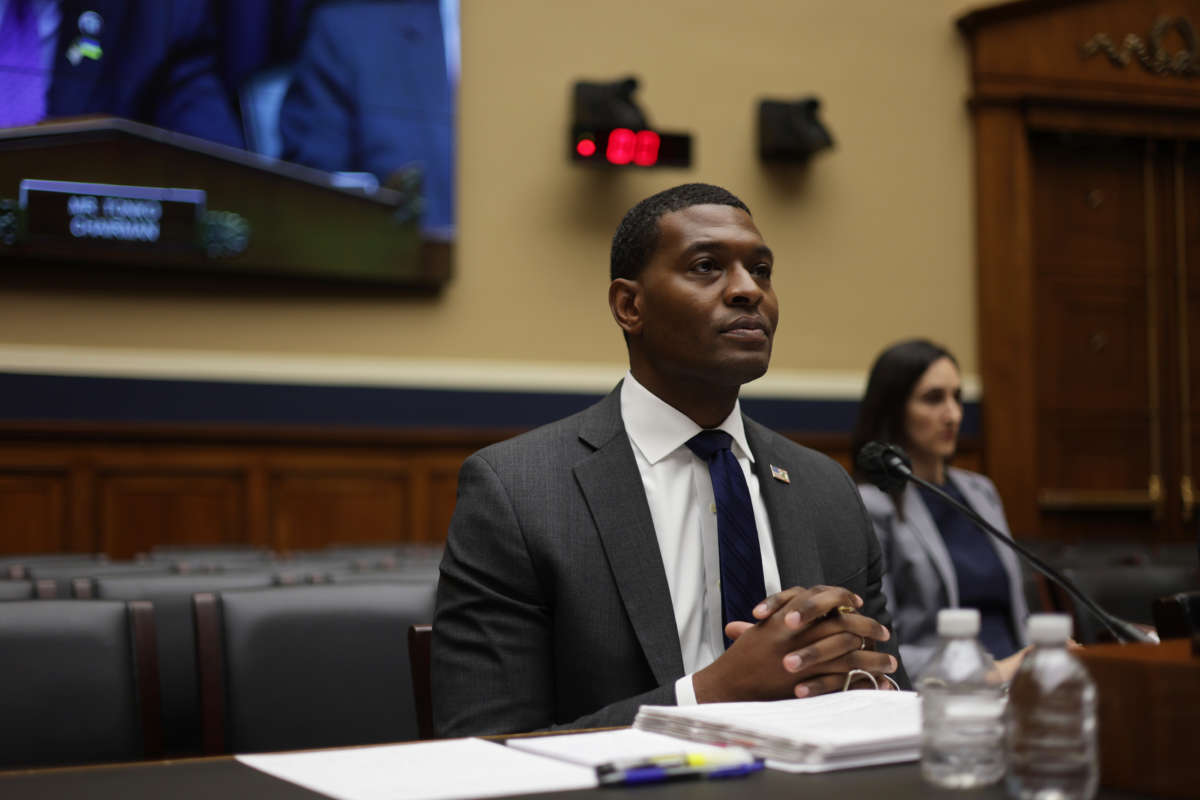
[0,0,459,288]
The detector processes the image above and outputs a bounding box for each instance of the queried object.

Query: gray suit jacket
[432,386,910,736]
[858,468,1029,680]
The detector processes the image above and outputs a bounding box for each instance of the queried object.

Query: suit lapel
[745,419,824,589]
[573,388,684,685]
[902,482,959,606]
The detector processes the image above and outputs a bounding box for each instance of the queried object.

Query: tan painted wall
[0,0,982,378]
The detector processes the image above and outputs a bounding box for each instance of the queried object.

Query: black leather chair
[326,566,440,585]
[0,599,162,768]
[27,561,169,600]
[1153,590,1200,641]
[143,545,273,574]
[195,581,436,754]
[1149,541,1200,566]
[0,579,35,600]
[1058,564,1200,643]
[286,545,443,571]
[1057,539,1152,567]
[87,571,279,755]
[1,553,107,580]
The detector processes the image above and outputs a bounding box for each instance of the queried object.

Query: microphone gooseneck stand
[856,441,1156,645]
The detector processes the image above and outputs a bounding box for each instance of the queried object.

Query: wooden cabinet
[960,0,1200,542]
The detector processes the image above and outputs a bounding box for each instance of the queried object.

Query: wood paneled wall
[0,421,982,558]
[0,424,487,558]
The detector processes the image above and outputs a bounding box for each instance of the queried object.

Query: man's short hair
[610,183,751,281]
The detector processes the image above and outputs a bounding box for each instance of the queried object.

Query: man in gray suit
[433,184,909,736]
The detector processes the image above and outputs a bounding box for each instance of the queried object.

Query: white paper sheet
[507,727,752,767]
[237,737,598,800]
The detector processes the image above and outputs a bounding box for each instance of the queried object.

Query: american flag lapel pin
[770,464,790,484]
[67,11,104,66]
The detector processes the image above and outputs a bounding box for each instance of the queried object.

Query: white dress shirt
[619,372,782,705]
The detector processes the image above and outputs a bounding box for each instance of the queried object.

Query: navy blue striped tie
[686,429,766,648]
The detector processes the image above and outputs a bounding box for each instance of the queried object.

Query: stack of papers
[507,727,751,768]
[634,690,922,773]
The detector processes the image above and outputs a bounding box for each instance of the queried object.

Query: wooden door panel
[1185,142,1200,289]
[1032,133,1146,277]
[1035,274,1149,411]
[1182,143,1200,523]
[1029,132,1165,535]
[99,473,245,559]
[1037,414,1153,492]
[0,473,68,554]
[270,472,412,551]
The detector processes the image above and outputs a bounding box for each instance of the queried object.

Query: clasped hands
[693,585,898,704]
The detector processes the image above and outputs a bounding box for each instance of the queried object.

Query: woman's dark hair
[850,338,958,491]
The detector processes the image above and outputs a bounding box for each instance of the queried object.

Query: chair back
[1,553,107,580]
[0,579,35,600]
[1059,564,1200,643]
[1149,541,1200,566]
[1153,590,1200,640]
[408,624,433,739]
[28,561,168,600]
[0,600,162,767]
[195,581,435,754]
[327,568,440,585]
[91,571,278,755]
[144,545,273,573]
[1058,539,1152,567]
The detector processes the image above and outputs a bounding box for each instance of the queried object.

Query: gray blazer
[432,386,909,737]
[858,468,1029,680]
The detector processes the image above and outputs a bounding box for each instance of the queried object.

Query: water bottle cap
[1027,613,1072,644]
[937,607,980,636]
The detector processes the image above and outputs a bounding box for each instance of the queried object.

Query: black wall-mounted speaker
[758,98,834,163]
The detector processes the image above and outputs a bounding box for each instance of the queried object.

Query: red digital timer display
[572,127,691,168]
[575,138,597,158]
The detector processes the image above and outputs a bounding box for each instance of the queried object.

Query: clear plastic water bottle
[919,608,1007,788]
[1006,613,1098,800]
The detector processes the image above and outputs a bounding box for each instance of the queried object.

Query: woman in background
[851,339,1029,680]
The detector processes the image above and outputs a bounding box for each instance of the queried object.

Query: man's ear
[609,278,643,336]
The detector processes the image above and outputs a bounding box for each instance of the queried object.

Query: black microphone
[856,441,1155,645]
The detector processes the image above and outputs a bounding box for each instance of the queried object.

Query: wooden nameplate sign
[1077,638,1200,799]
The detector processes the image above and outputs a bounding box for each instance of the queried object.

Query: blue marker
[597,755,764,786]
[705,761,765,779]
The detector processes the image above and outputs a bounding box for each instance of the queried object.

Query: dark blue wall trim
[0,372,980,434]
